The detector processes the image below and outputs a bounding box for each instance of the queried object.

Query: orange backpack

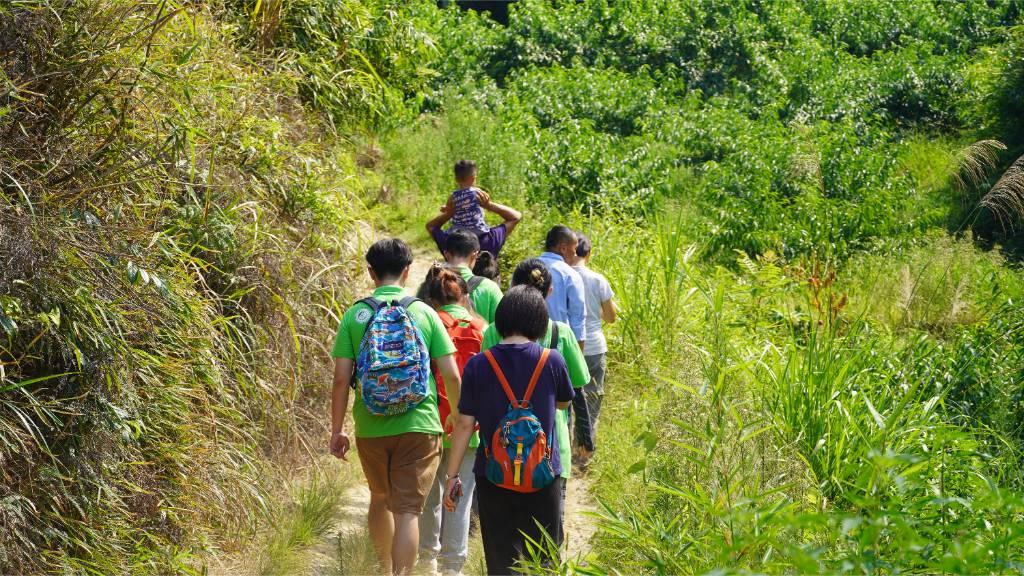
[434,310,486,433]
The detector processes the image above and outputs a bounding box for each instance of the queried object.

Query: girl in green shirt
[417,265,487,576]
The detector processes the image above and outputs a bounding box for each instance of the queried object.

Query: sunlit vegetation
[4,0,1024,573]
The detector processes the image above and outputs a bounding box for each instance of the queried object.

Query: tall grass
[0,2,366,571]
[553,217,1024,573]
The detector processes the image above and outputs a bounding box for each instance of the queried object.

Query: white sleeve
[601,275,614,301]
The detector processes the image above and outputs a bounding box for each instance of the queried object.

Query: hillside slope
[0,3,369,572]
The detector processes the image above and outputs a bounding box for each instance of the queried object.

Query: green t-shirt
[331,285,456,439]
[439,304,482,449]
[482,320,590,479]
[458,265,502,324]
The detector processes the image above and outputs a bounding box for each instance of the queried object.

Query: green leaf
[626,459,647,474]
[0,314,16,335]
[0,371,77,393]
[127,261,140,284]
[864,396,885,429]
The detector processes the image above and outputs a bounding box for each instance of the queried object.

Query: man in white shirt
[571,232,617,465]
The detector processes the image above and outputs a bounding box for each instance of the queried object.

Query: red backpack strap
[483,349,519,406]
[521,348,550,405]
[436,309,457,330]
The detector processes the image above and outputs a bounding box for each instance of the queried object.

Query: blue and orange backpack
[354,296,431,416]
[481,348,556,493]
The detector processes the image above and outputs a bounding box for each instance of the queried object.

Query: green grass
[260,476,344,575]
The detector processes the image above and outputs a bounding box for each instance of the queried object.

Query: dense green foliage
[373,1,1024,573]
[4,0,1024,574]
[389,0,1023,261]
[0,2,364,572]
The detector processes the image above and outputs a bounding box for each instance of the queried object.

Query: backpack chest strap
[482,348,551,407]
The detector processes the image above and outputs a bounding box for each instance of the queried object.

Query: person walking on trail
[571,233,617,468]
[426,159,523,258]
[537,226,587,349]
[537,228,595,469]
[471,250,501,285]
[330,238,461,576]
[444,285,575,575]
[479,260,591,546]
[440,229,504,324]
[417,265,487,576]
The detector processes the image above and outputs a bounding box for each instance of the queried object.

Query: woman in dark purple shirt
[444,285,574,575]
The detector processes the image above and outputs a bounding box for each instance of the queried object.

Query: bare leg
[391,512,419,575]
[367,494,394,573]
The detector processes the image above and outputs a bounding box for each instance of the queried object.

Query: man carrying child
[426,159,522,259]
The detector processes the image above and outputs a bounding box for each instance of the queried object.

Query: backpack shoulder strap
[482,349,519,406]
[436,309,457,329]
[357,297,384,312]
[522,348,550,404]
[548,322,559,350]
[468,275,486,293]
[397,296,422,309]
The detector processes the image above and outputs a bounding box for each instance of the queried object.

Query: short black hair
[575,232,592,258]
[511,258,552,295]
[472,250,500,281]
[494,285,549,341]
[366,238,413,279]
[445,229,481,259]
[544,225,576,252]
[454,159,477,181]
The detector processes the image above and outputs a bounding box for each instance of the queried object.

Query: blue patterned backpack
[354,296,431,416]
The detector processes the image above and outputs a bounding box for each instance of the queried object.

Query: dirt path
[563,474,598,562]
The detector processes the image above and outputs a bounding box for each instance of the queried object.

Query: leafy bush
[231,0,439,127]
[391,0,1023,262]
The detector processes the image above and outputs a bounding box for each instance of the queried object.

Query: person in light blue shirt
[538,225,587,348]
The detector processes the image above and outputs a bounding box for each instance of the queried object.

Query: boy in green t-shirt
[441,229,504,324]
[330,238,461,576]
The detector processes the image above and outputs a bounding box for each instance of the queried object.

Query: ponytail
[426,264,468,306]
[472,250,500,282]
[511,258,552,296]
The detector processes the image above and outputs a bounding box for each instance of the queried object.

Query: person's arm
[330,358,353,460]
[444,358,477,512]
[435,354,461,431]
[601,299,618,324]
[443,413,476,511]
[425,198,455,236]
[477,189,522,236]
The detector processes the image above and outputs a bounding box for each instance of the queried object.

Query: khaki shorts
[357,432,441,515]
